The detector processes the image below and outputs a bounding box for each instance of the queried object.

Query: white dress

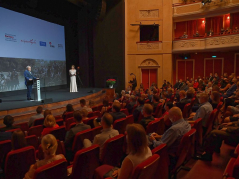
[69,69,77,92]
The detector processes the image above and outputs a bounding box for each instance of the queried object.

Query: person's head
[224,73,228,77]
[212,85,220,92]
[103,98,109,107]
[164,80,166,83]
[126,124,148,155]
[130,95,136,102]
[26,66,31,71]
[232,78,237,84]
[44,109,52,119]
[225,78,229,83]
[167,88,173,94]
[210,91,220,103]
[168,107,183,123]
[137,97,145,106]
[73,110,83,123]
[11,130,27,150]
[66,104,74,112]
[36,106,43,114]
[79,99,86,107]
[153,95,159,102]
[79,109,88,119]
[114,93,119,98]
[199,93,209,104]
[186,91,194,99]
[71,65,75,69]
[179,79,182,82]
[3,115,14,127]
[214,73,218,76]
[142,104,153,117]
[41,134,58,156]
[125,94,130,100]
[165,102,173,111]
[179,90,186,99]
[208,82,212,87]
[44,115,56,128]
[101,113,113,128]
[112,101,121,112]
[121,90,125,96]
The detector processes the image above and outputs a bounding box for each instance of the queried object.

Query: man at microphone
[24,66,38,100]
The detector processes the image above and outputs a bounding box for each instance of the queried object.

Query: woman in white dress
[69,65,77,92]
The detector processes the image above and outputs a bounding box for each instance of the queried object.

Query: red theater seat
[146,117,165,135]
[120,108,129,116]
[0,140,11,169]
[83,116,98,128]
[125,115,134,125]
[113,118,127,134]
[223,155,239,179]
[14,122,29,132]
[91,126,103,137]
[65,117,75,131]
[50,126,66,141]
[33,158,67,179]
[204,109,217,137]
[191,118,202,154]
[5,128,21,132]
[28,125,44,138]
[65,112,74,121]
[153,103,163,118]
[183,103,191,118]
[4,146,36,179]
[56,119,64,126]
[72,129,93,153]
[92,105,99,112]
[25,135,39,150]
[33,118,44,126]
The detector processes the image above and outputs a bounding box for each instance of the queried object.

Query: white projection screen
[0,7,66,92]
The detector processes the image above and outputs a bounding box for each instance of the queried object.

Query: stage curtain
[177,61,186,81]
[197,19,205,36]
[206,16,223,35]
[232,12,239,30]
[175,21,187,38]
[187,20,197,37]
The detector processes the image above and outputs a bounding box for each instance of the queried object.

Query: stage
[0,88,107,125]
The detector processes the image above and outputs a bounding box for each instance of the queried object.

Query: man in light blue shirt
[149,107,191,155]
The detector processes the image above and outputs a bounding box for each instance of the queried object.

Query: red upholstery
[14,122,29,132]
[28,125,44,138]
[170,95,175,102]
[223,156,239,179]
[191,98,196,106]
[33,158,67,179]
[83,116,98,128]
[192,118,203,148]
[70,145,100,179]
[153,103,163,118]
[72,129,93,153]
[69,122,76,130]
[92,105,99,112]
[125,115,134,125]
[33,118,44,126]
[101,134,125,166]
[131,154,160,179]
[137,112,143,123]
[56,119,64,126]
[65,112,74,120]
[217,102,223,111]
[94,165,114,179]
[113,118,127,134]
[0,140,11,168]
[145,99,150,104]
[54,115,62,120]
[120,108,129,116]
[91,126,103,137]
[146,117,165,135]
[204,109,218,137]
[26,135,39,150]
[65,117,75,131]
[5,128,21,132]
[5,146,36,179]
[88,112,94,118]
[183,103,191,118]
[152,144,170,179]
[93,111,101,117]
[97,104,104,112]
[131,104,138,114]
[172,129,196,176]
[50,126,66,141]
[234,144,239,157]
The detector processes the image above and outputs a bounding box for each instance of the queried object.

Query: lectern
[33,79,41,101]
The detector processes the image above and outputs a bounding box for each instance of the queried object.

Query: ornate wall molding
[139,59,160,68]
[139,9,159,18]
[206,34,239,47]
[173,39,204,51]
[202,0,229,9]
[137,42,162,50]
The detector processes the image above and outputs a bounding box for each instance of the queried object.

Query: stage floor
[0,88,102,111]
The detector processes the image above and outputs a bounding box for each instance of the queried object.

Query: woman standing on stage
[69,65,77,92]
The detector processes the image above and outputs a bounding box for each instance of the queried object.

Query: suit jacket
[226,84,237,97]
[64,123,91,148]
[133,105,144,122]
[176,98,191,112]
[110,112,127,122]
[24,70,36,86]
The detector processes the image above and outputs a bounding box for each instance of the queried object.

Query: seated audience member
[147,90,153,102]
[113,93,119,101]
[194,31,200,37]
[24,134,65,179]
[101,98,110,114]
[162,80,167,89]
[112,124,152,178]
[41,115,59,137]
[79,99,93,112]
[205,82,212,94]
[173,80,181,89]
[209,73,214,81]
[65,110,91,149]
[28,106,44,127]
[214,73,219,81]
[123,94,130,108]
[160,91,167,107]
[220,28,225,35]
[181,32,188,38]
[212,77,218,86]
[222,79,238,98]
[44,109,52,119]
[152,95,160,113]
[188,93,213,135]
[125,95,137,114]
[193,79,199,90]
[110,102,127,122]
[208,29,214,36]
[0,115,19,132]
[233,26,239,33]
[83,113,119,157]
[120,90,126,102]
[149,107,191,155]
[139,83,144,90]
[167,88,173,99]
[220,78,230,92]
[174,90,190,112]
[140,104,154,130]
[79,109,88,121]
[163,102,174,129]
[210,91,220,109]
[62,104,74,120]
[186,88,195,100]
[197,121,239,161]
[133,97,145,122]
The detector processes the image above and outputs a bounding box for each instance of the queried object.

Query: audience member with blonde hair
[41,115,59,137]
[24,134,65,179]
[112,124,152,178]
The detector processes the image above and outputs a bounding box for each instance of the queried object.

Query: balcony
[173,33,239,52]
[173,0,239,22]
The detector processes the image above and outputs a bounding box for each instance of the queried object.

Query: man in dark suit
[0,115,19,132]
[133,97,145,122]
[24,66,37,100]
[174,90,191,112]
[223,79,238,98]
[110,101,127,122]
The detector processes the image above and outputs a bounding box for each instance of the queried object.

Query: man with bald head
[149,107,191,154]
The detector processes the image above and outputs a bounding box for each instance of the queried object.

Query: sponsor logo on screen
[39,41,46,47]
[21,39,36,45]
[58,44,63,48]
[49,42,55,48]
[5,33,17,42]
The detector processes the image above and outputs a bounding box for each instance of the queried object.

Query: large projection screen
[0,7,66,92]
